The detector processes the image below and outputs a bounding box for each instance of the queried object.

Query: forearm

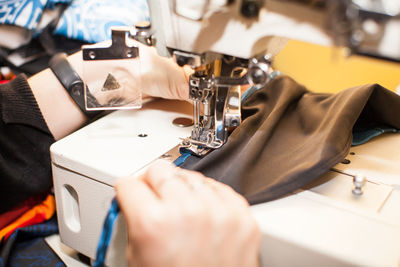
[28,52,88,140]
[27,44,191,140]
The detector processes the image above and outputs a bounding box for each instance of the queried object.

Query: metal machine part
[131,21,154,46]
[328,0,400,62]
[177,53,272,156]
[83,0,400,153]
[185,62,241,153]
[82,27,139,61]
[80,24,155,110]
[248,54,272,88]
[82,22,154,62]
[82,27,143,110]
[352,174,367,195]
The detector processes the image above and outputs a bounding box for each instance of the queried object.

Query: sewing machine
[49,0,400,266]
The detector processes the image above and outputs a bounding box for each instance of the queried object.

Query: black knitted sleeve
[0,74,55,213]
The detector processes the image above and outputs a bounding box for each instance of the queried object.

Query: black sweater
[0,75,55,213]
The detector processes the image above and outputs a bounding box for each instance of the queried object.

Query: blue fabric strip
[174,152,192,167]
[93,198,120,267]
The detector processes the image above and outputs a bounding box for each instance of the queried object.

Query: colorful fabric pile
[0,194,57,265]
[0,0,149,75]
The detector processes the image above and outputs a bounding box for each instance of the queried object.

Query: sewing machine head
[143,0,400,156]
[83,0,400,156]
[147,0,400,60]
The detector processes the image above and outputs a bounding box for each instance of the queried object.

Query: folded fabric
[53,0,149,43]
[0,0,148,44]
[0,194,55,242]
[181,76,400,205]
[0,194,45,229]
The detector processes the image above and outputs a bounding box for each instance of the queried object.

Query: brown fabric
[181,75,400,205]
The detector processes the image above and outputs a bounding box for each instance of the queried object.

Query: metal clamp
[83,27,139,61]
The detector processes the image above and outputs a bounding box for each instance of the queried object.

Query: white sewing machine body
[50,98,400,267]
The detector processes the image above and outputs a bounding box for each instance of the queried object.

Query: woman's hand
[138,42,192,101]
[78,40,192,105]
[115,160,260,267]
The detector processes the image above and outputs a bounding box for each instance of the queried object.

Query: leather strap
[49,53,101,118]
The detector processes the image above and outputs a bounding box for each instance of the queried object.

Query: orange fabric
[0,194,46,229]
[0,194,55,242]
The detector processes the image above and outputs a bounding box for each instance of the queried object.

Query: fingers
[115,160,261,267]
[137,42,190,101]
[143,160,197,201]
[171,168,220,201]
[114,171,162,229]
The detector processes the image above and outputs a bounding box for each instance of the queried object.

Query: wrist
[28,53,89,140]
[49,52,102,118]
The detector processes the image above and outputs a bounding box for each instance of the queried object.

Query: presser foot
[179,137,222,157]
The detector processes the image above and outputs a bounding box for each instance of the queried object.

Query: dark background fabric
[181,75,400,205]
[0,3,86,77]
[0,215,64,267]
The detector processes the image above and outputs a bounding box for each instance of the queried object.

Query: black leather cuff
[49,53,101,118]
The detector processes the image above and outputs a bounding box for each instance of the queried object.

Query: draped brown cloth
[181,75,400,205]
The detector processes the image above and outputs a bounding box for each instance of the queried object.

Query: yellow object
[274,40,400,93]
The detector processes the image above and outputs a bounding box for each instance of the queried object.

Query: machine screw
[126,49,134,58]
[241,0,261,18]
[135,21,151,30]
[250,68,267,84]
[248,55,271,87]
[88,51,96,59]
[71,84,81,96]
[134,21,153,46]
[176,56,187,67]
[341,159,351,164]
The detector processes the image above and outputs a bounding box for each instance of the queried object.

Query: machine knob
[248,55,271,87]
[135,21,151,30]
[352,174,366,196]
[176,56,188,67]
[133,21,153,46]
